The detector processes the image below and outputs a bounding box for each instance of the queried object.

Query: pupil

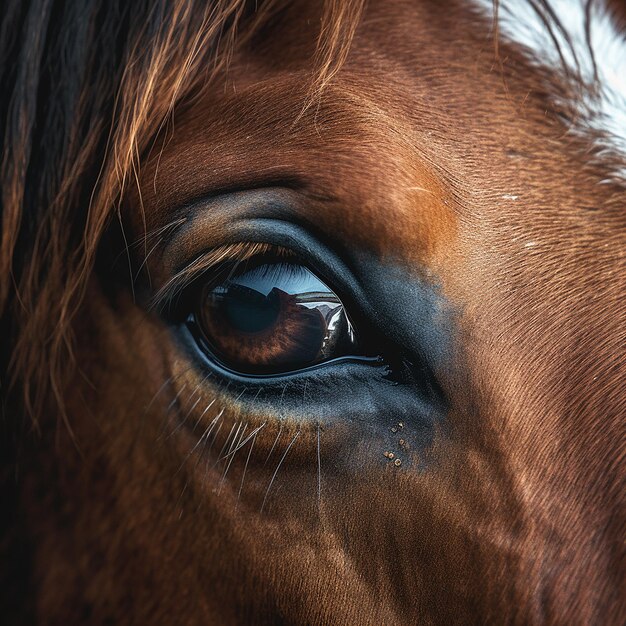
[218,284,280,333]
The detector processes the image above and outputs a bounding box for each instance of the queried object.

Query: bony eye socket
[193,260,361,375]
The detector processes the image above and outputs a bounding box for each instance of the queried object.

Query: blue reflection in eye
[194,262,359,374]
[230,263,329,296]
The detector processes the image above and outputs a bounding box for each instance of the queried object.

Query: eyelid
[159,188,307,273]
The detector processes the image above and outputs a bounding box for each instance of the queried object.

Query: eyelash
[152,242,295,317]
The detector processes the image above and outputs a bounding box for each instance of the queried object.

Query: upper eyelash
[231,260,312,284]
[151,242,293,312]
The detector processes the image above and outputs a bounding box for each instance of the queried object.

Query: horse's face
[24,0,624,623]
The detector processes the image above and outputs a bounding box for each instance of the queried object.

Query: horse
[1,0,624,623]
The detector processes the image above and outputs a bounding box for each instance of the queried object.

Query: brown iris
[195,262,357,374]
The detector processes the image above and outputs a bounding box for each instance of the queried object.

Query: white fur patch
[473,0,626,181]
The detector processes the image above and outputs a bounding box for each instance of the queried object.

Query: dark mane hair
[0,0,364,427]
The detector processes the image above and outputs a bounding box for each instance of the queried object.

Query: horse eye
[193,261,360,375]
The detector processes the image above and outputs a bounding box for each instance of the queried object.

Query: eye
[191,257,364,375]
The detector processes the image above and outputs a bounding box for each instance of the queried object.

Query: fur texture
[1,0,624,624]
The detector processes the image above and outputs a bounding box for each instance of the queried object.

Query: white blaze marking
[473,0,626,181]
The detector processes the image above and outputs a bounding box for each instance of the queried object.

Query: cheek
[66,280,540,620]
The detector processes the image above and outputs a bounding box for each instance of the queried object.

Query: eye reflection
[194,262,360,374]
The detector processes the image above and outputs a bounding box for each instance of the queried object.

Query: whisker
[165,373,214,439]
[226,422,246,459]
[208,420,242,480]
[175,408,224,475]
[205,420,223,458]
[170,387,219,505]
[155,382,189,441]
[117,212,135,304]
[142,365,193,417]
[220,422,266,462]
[166,382,187,414]
[196,420,226,506]
[261,430,301,513]
[131,367,194,454]
[185,409,227,487]
[144,375,175,413]
[278,382,289,410]
[216,421,239,462]
[237,426,260,505]
[154,381,190,440]
[406,185,435,195]
[217,422,247,494]
[191,397,217,433]
[264,423,283,466]
[162,394,201,441]
[176,478,190,515]
[234,386,248,402]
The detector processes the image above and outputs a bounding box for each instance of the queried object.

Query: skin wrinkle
[1,1,625,624]
[134,78,457,270]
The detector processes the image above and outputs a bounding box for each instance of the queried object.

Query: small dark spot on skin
[394,459,402,467]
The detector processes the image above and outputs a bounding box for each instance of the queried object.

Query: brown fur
[1,0,624,624]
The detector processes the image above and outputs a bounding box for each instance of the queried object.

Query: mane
[0,0,364,429]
